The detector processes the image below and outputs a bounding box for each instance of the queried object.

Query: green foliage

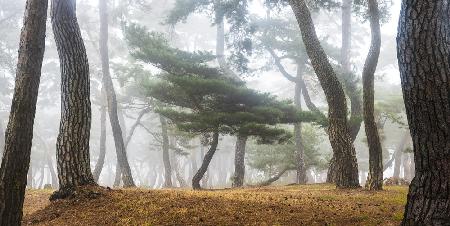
[247,124,327,174]
[124,24,322,143]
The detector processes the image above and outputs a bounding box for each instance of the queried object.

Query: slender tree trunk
[363,0,383,191]
[200,145,208,188]
[93,105,107,182]
[125,107,150,148]
[258,168,291,187]
[397,1,450,224]
[0,120,4,159]
[288,0,360,188]
[99,0,135,188]
[215,13,240,82]
[27,166,34,189]
[232,135,247,187]
[46,152,58,189]
[193,131,219,190]
[295,67,307,184]
[0,0,47,223]
[51,0,96,200]
[393,132,409,178]
[160,115,172,187]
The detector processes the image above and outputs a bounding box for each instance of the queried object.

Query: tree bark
[232,135,247,187]
[192,131,219,190]
[51,0,96,200]
[160,115,172,188]
[294,67,307,184]
[363,0,383,191]
[288,0,360,188]
[99,0,135,187]
[93,105,107,182]
[0,0,47,223]
[0,120,4,159]
[397,0,450,224]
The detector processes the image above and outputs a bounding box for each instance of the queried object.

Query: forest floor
[22,184,408,226]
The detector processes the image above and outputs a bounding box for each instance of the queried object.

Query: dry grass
[22,184,408,226]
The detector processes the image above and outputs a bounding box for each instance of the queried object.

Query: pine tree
[125,25,321,189]
[0,0,48,224]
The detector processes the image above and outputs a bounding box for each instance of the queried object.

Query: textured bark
[289,0,359,188]
[232,135,247,187]
[93,105,107,182]
[99,0,135,187]
[193,132,219,190]
[294,68,307,184]
[328,0,362,184]
[397,1,450,224]
[160,115,172,188]
[0,0,47,223]
[51,0,96,200]
[0,121,4,158]
[363,0,383,191]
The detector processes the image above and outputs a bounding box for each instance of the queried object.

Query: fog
[0,0,411,190]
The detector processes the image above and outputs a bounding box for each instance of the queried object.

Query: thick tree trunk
[397,1,450,224]
[99,0,135,187]
[232,135,247,187]
[294,67,307,184]
[93,105,107,182]
[193,131,219,190]
[363,0,383,191]
[0,0,47,223]
[327,0,362,184]
[51,0,96,200]
[289,0,359,188]
[160,115,172,188]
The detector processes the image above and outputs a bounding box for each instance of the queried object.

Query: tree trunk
[99,0,135,188]
[393,132,409,178]
[200,145,208,188]
[193,131,219,190]
[258,168,291,187]
[288,0,360,188]
[0,120,4,159]
[397,1,450,224]
[93,105,107,182]
[232,135,247,187]
[215,13,240,82]
[341,0,363,142]
[363,0,383,191]
[0,0,47,223]
[51,0,96,200]
[294,67,307,184]
[160,115,172,188]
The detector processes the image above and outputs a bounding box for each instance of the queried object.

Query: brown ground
[22,184,407,226]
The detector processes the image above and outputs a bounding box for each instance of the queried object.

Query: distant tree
[98,0,135,187]
[288,0,359,188]
[124,25,320,189]
[362,0,383,190]
[0,0,48,224]
[397,0,450,224]
[50,0,96,200]
[247,124,328,185]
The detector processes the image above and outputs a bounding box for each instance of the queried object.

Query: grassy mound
[22,184,407,226]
